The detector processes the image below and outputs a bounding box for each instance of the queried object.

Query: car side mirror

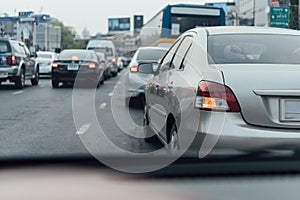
[138,63,157,74]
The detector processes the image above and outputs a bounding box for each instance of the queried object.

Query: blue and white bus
[140,4,226,47]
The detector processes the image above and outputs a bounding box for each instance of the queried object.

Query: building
[0,12,61,51]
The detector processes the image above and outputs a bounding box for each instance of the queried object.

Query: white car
[125,47,168,107]
[36,51,58,76]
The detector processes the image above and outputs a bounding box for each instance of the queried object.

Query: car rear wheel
[52,80,59,88]
[15,68,25,89]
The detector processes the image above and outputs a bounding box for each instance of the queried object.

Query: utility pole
[253,0,256,26]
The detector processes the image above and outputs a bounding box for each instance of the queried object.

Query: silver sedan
[142,26,300,155]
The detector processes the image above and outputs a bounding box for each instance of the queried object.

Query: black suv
[0,39,39,89]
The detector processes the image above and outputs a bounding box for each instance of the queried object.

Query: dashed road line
[108,92,113,97]
[76,123,92,135]
[13,91,24,95]
[99,103,107,109]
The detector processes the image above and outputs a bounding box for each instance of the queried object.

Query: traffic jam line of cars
[0,38,130,90]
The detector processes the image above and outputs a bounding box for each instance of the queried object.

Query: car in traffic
[118,56,131,67]
[96,52,111,80]
[86,40,118,77]
[36,51,58,76]
[142,26,300,152]
[125,47,168,107]
[0,38,39,89]
[51,49,104,88]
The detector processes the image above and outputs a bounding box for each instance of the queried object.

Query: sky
[0,0,229,35]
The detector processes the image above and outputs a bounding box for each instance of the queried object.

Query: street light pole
[253,0,256,26]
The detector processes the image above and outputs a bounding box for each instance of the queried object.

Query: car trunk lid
[216,64,300,129]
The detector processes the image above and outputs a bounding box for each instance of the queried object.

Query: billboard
[108,18,130,33]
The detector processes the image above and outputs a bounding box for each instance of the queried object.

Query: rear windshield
[137,49,167,61]
[58,51,95,61]
[208,34,300,64]
[88,47,113,57]
[0,41,10,53]
[37,53,52,59]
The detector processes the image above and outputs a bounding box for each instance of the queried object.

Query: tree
[51,21,76,49]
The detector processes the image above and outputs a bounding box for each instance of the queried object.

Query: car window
[11,42,24,55]
[58,51,95,61]
[208,34,300,64]
[37,53,53,59]
[23,46,31,57]
[0,41,10,53]
[172,36,193,70]
[159,38,182,72]
[137,49,167,61]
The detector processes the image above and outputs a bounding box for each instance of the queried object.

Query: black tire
[52,80,59,88]
[31,69,39,86]
[15,68,25,89]
[144,104,157,143]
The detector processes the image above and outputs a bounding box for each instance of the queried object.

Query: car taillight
[51,62,59,68]
[88,63,96,69]
[81,63,96,69]
[194,81,241,112]
[6,56,17,66]
[130,66,138,73]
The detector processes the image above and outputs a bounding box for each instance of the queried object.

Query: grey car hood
[215,64,300,129]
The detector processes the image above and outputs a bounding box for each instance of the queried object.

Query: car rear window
[208,34,300,64]
[88,47,113,57]
[137,49,167,61]
[58,50,95,61]
[37,53,53,59]
[0,41,10,53]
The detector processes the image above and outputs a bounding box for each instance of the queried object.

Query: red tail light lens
[195,81,241,112]
[6,56,17,66]
[88,63,96,69]
[130,66,138,73]
[51,62,59,68]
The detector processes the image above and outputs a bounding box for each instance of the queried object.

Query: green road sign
[270,6,290,28]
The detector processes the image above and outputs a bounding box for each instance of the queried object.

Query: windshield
[58,50,95,61]
[2,0,300,180]
[208,34,300,64]
[37,53,53,59]
[88,47,113,57]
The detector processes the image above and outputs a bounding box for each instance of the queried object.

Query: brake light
[88,63,96,69]
[130,66,138,73]
[195,81,241,112]
[6,56,17,66]
[51,63,59,68]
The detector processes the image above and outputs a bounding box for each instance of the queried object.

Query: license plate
[67,64,79,71]
[0,72,8,78]
[280,99,300,122]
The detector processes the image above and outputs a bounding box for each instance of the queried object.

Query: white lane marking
[114,85,118,89]
[108,92,113,97]
[13,91,24,95]
[40,85,45,88]
[76,123,92,135]
[99,103,107,109]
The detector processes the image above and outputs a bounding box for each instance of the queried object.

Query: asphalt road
[0,69,162,159]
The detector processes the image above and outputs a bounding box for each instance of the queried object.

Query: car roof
[193,26,300,36]
[138,46,168,51]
